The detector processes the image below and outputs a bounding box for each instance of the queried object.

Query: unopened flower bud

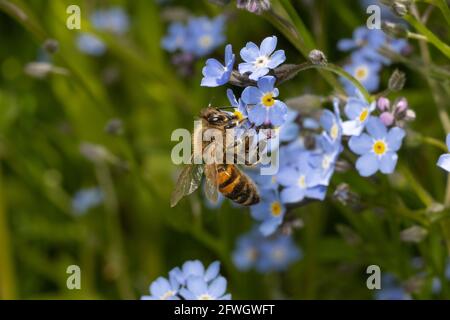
[377,97,390,112]
[237,0,271,14]
[381,21,408,38]
[105,118,124,135]
[43,39,59,54]
[404,109,416,121]
[80,142,112,163]
[308,49,327,65]
[394,97,408,114]
[388,69,406,92]
[400,225,428,243]
[392,2,409,17]
[380,112,395,126]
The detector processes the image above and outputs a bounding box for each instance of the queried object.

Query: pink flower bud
[380,112,395,126]
[395,98,408,114]
[377,97,390,112]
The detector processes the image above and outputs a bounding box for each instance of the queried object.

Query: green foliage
[0,0,449,299]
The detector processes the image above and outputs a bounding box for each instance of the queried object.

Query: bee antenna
[208,97,215,108]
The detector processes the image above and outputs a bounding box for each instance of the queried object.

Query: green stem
[422,136,448,152]
[0,165,17,299]
[400,166,434,207]
[404,14,450,59]
[95,164,134,299]
[264,3,345,94]
[417,0,450,25]
[289,62,373,102]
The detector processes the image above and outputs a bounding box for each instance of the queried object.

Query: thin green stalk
[400,166,434,207]
[0,165,17,299]
[417,0,450,25]
[404,14,450,59]
[95,164,134,299]
[264,3,345,94]
[289,62,373,102]
[422,136,448,152]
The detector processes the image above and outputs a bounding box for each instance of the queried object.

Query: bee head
[201,107,236,128]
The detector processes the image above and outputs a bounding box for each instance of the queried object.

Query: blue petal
[257,76,276,93]
[345,97,365,119]
[247,105,267,125]
[356,153,379,177]
[238,62,255,74]
[437,154,450,172]
[337,39,356,51]
[268,101,287,126]
[386,127,405,152]
[242,86,262,105]
[226,89,239,107]
[240,42,260,62]
[305,185,327,200]
[208,276,227,298]
[179,288,197,300]
[267,50,286,69]
[260,218,281,236]
[379,152,398,174]
[320,110,334,131]
[150,277,171,297]
[277,167,299,186]
[186,276,208,296]
[342,120,364,136]
[446,134,450,150]
[182,260,205,277]
[366,116,387,139]
[204,261,220,282]
[260,36,277,56]
[249,67,270,81]
[280,186,306,204]
[224,44,233,64]
[349,133,372,155]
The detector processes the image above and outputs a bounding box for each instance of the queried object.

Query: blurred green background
[0,0,449,300]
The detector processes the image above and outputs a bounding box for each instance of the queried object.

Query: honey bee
[170,107,260,207]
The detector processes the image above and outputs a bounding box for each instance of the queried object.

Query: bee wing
[170,164,204,207]
[204,164,219,205]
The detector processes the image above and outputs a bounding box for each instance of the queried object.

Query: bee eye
[208,116,220,123]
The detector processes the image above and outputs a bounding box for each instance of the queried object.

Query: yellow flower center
[355,66,368,81]
[330,123,339,140]
[198,294,214,300]
[271,201,282,217]
[160,290,175,300]
[322,155,331,170]
[298,175,306,188]
[255,56,269,68]
[246,247,258,261]
[233,110,244,121]
[359,108,369,122]
[272,248,286,261]
[271,176,277,184]
[198,35,213,49]
[262,93,275,107]
[373,140,387,155]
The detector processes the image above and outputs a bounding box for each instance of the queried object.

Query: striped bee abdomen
[217,164,260,206]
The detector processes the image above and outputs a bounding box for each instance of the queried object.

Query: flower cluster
[246,100,342,235]
[201,36,288,127]
[162,16,226,57]
[338,26,408,93]
[232,227,301,272]
[374,273,411,300]
[141,260,231,300]
[77,7,130,56]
